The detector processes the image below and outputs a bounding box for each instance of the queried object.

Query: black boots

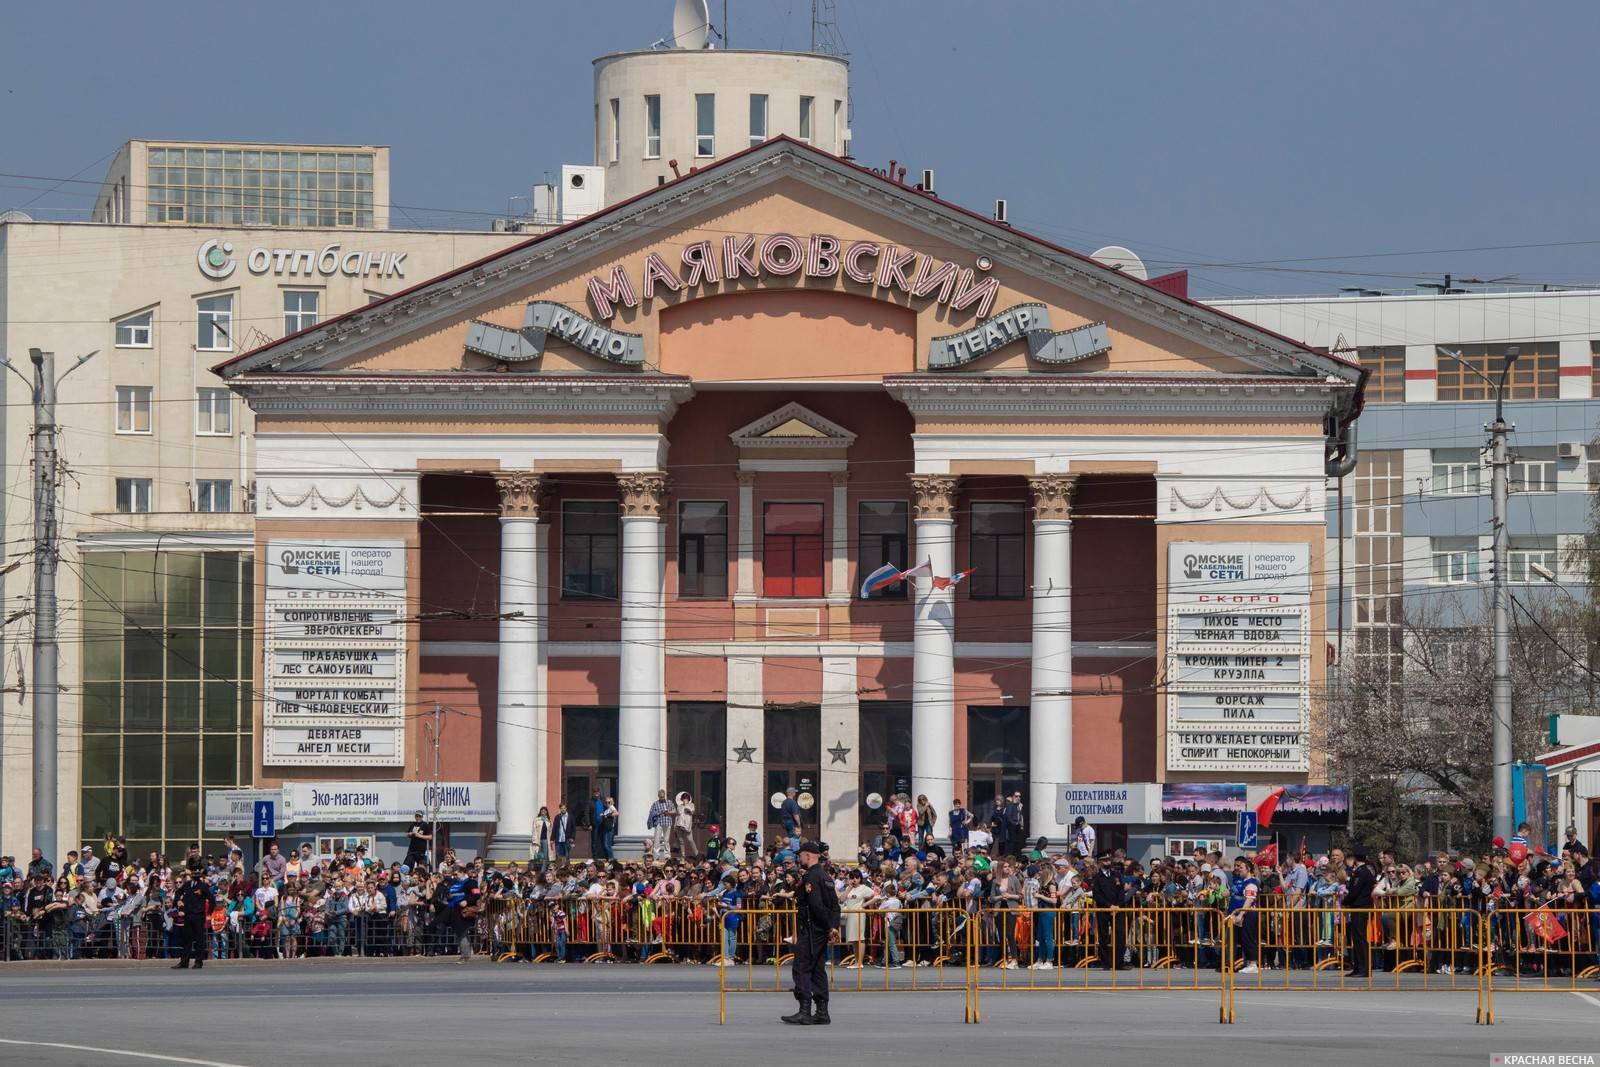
[809,998,831,1025]
[780,995,813,1025]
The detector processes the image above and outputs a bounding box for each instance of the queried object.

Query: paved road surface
[0,960,1594,1066]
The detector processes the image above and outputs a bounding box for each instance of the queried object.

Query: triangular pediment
[730,403,856,449]
[212,136,1360,421]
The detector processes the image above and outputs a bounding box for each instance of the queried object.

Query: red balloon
[1508,842,1529,865]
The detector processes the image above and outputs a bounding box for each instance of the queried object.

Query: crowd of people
[3,796,1597,979]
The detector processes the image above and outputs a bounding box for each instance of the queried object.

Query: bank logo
[198,239,237,280]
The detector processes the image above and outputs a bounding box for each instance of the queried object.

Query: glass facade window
[968,501,1026,599]
[857,501,908,599]
[799,96,814,143]
[145,145,375,227]
[115,477,153,514]
[562,501,620,598]
[1507,538,1557,584]
[1508,448,1557,493]
[196,388,232,436]
[763,503,824,597]
[1436,343,1560,401]
[116,386,152,434]
[1430,536,1480,584]
[282,290,319,335]
[1358,346,1405,403]
[677,501,728,599]
[79,550,254,860]
[196,295,233,351]
[749,94,768,146]
[644,95,662,158]
[1429,448,1480,494]
[115,310,153,348]
[695,93,715,157]
[195,479,232,513]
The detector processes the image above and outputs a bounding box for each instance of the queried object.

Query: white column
[489,473,541,858]
[910,475,958,836]
[1029,475,1076,843]
[617,473,669,847]
[726,654,764,839]
[735,471,756,599]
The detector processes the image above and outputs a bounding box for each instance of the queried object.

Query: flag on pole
[1256,786,1286,830]
[932,568,976,591]
[898,558,933,581]
[859,562,904,599]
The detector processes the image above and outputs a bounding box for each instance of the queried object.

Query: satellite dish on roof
[672,0,711,49]
[0,209,33,224]
[1091,245,1148,281]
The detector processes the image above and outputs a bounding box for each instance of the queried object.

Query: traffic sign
[252,800,276,839]
[1236,811,1258,850]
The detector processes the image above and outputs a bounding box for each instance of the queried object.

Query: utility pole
[1441,344,1519,844]
[425,701,444,867]
[29,349,59,869]
[1488,348,1519,845]
[7,348,96,869]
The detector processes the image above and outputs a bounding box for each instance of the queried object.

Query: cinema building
[217,137,1363,858]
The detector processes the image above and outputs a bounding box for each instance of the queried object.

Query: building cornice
[884,374,1348,419]
[230,373,693,418]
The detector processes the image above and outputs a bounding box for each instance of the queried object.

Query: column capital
[735,469,758,487]
[618,471,671,518]
[910,474,959,522]
[829,470,849,488]
[494,472,543,520]
[1028,473,1079,521]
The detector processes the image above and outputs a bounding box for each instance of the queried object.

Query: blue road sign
[1236,811,1258,850]
[252,800,275,839]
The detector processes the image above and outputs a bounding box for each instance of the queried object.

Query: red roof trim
[214,135,1357,379]
[1537,739,1600,769]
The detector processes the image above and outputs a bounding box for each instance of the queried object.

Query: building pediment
[729,402,857,451]
[213,137,1360,422]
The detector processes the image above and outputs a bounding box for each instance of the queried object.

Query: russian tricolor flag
[859,562,904,598]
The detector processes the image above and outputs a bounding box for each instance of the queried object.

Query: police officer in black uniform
[782,841,840,1025]
[172,871,215,969]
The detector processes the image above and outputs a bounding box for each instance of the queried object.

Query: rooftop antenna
[673,0,712,49]
[811,0,848,55]
[1090,245,1148,281]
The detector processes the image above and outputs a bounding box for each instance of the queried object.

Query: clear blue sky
[4,0,1596,297]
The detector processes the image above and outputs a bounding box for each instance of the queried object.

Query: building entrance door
[859,701,912,845]
[968,705,1029,853]
[764,706,820,849]
[560,706,618,859]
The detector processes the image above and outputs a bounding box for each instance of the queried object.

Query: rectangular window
[1429,448,1480,494]
[748,93,768,146]
[695,93,715,157]
[1508,448,1557,493]
[195,388,233,436]
[762,503,824,598]
[833,99,843,149]
[115,310,153,348]
[196,294,233,351]
[282,290,319,335]
[968,501,1026,599]
[116,478,153,514]
[1430,537,1480,585]
[115,386,152,434]
[1588,459,1600,491]
[609,98,620,162]
[1507,537,1557,584]
[562,501,620,599]
[1357,346,1405,404]
[195,480,232,513]
[677,501,728,599]
[1436,343,1560,401]
[857,501,909,599]
[644,94,662,158]
[145,145,373,227]
[799,96,814,143]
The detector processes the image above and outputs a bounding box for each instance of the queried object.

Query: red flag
[1254,843,1278,868]
[1256,787,1286,830]
[1528,908,1566,945]
[931,569,975,591]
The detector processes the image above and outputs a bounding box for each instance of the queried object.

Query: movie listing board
[263,540,407,767]
[1165,542,1311,773]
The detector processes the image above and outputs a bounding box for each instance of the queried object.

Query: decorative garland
[1169,485,1310,513]
[262,483,410,512]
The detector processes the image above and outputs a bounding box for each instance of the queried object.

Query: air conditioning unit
[559,165,606,223]
[1557,441,1584,460]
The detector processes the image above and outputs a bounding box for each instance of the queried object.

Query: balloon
[1508,842,1529,865]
